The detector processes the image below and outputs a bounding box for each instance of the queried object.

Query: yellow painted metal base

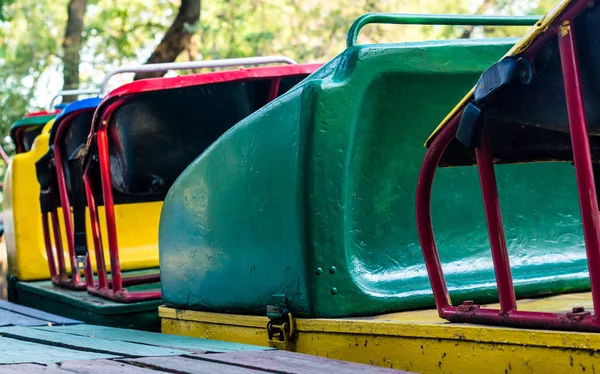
[160,292,600,373]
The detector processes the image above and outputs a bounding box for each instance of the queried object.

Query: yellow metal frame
[425,0,572,147]
[160,292,600,373]
[4,121,161,281]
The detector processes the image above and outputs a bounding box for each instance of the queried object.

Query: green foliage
[0,0,554,144]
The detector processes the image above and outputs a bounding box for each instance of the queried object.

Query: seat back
[106,74,315,203]
[5,120,62,281]
[20,126,45,153]
[10,113,56,154]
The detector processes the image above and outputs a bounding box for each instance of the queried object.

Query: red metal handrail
[416,0,600,332]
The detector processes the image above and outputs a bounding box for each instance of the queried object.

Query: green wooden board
[32,324,269,353]
[0,326,187,357]
[0,309,55,327]
[0,300,80,326]
[0,336,116,364]
[0,322,407,372]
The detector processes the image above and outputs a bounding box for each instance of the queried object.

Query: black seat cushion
[60,111,95,192]
[107,75,307,200]
[440,4,600,167]
[21,126,44,152]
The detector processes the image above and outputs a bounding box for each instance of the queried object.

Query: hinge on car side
[266,304,295,351]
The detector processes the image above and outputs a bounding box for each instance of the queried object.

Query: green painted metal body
[159,38,589,318]
[7,272,162,331]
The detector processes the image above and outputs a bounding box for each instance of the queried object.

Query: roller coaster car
[418,0,600,332]
[5,90,98,283]
[5,114,57,282]
[158,5,600,372]
[10,111,57,154]
[79,58,321,303]
[35,98,101,290]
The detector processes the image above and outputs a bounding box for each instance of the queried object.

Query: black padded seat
[440,4,600,167]
[105,76,305,202]
[59,111,95,192]
[21,126,44,152]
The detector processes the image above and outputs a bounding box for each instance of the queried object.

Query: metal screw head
[315,268,323,275]
[572,306,585,313]
[330,287,338,295]
[329,266,337,275]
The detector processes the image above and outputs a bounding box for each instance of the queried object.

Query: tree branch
[134,0,201,80]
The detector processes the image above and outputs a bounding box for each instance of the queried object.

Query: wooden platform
[0,300,80,327]
[8,272,162,331]
[0,301,403,373]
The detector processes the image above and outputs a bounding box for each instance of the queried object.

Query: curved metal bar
[99,56,297,95]
[47,89,100,112]
[416,112,460,315]
[346,13,541,47]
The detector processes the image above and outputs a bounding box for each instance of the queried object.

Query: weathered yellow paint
[5,121,161,281]
[160,292,600,373]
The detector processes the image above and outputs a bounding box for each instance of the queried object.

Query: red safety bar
[83,63,321,303]
[416,0,600,332]
[48,110,92,290]
[44,109,160,294]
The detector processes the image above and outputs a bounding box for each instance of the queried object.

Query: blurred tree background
[0,0,551,190]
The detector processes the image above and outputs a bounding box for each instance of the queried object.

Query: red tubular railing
[417,6,600,332]
[43,108,160,299]
[558,19,600,319]
[475,127,517,313]
[82,128,161,303]
[52,124,88,290]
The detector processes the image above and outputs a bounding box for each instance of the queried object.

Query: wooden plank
[0,336,116,364]
[0,300,80,325]
[0,309,50,327]
[190,350,411,373]
[121,356,269,374]
[56,359,162,373]
[32,325,267,353]
[0,326,188,357]
[0,363,67,373]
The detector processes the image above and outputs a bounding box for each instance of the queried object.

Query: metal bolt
[315,268,323,275]
[329,266,337,275]
[331,287,338,295]
[572,306,585,313]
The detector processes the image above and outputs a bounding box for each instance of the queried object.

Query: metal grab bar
[100,56,298,95]
[346,13,541,47]
[46,89,100,112]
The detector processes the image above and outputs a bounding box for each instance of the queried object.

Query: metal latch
[266,305,295,350]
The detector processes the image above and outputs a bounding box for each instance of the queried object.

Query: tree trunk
[62,0,87,103]
[460,0,497,39]
[134,0,201,80]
